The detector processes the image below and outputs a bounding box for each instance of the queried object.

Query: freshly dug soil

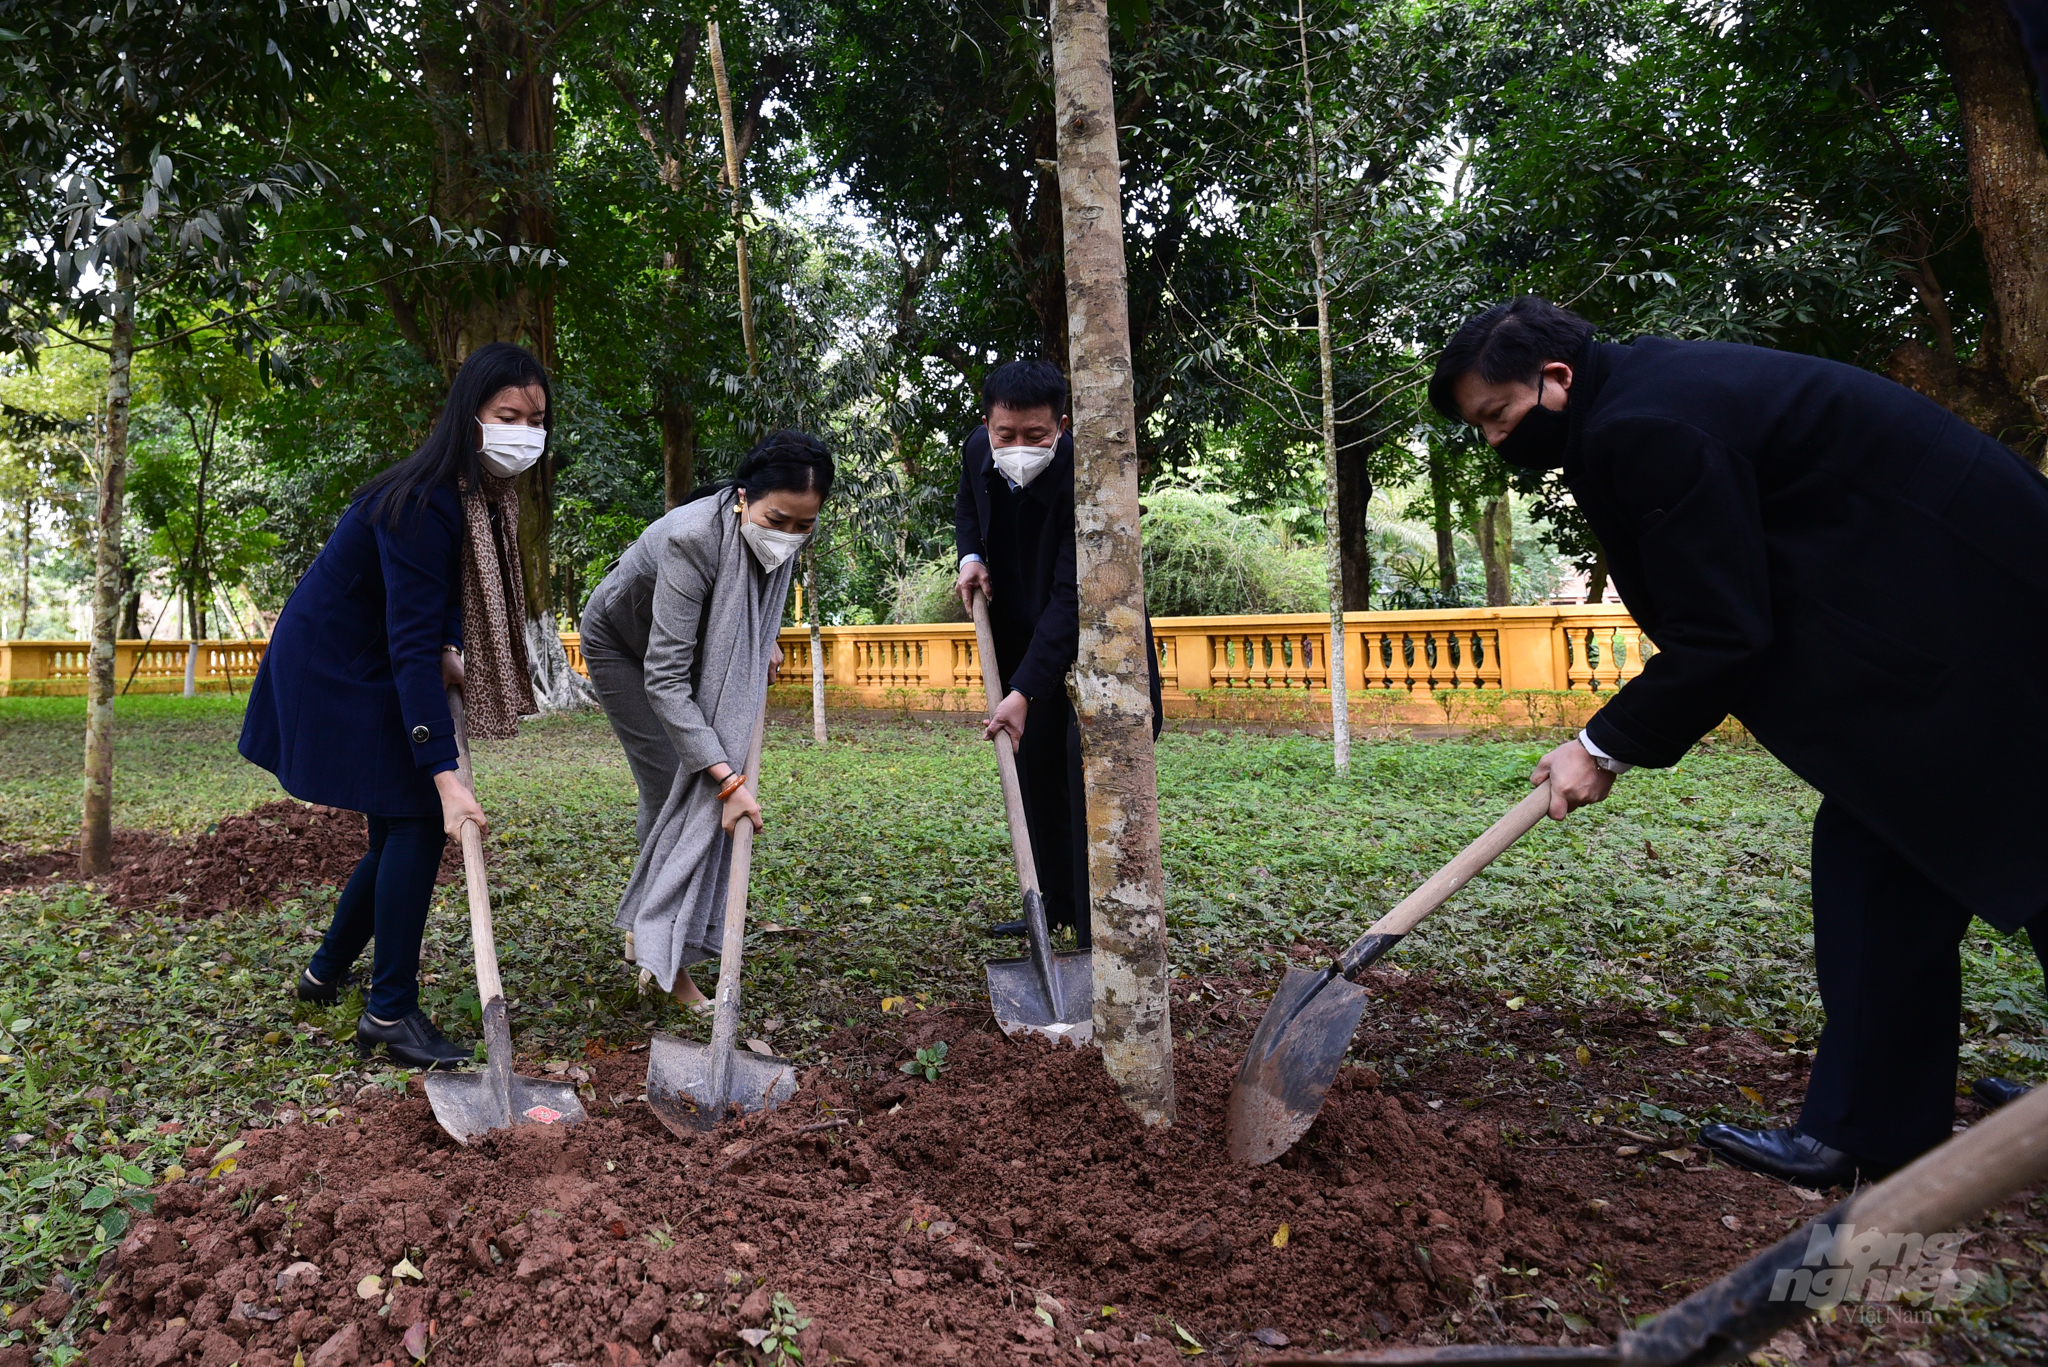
[0,801,459,916]
[76,971,2036,1367]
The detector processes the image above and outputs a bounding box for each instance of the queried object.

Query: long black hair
[682,429,835,507]
[357,342,554,525]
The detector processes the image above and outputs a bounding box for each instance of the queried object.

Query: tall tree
[0,0,352,873]
[1051,0,1175,1127]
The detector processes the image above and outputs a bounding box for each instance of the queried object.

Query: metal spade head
[988,948,1094,1045]
[986,887,1094,1045]
[1226,964,1373,1165]
[645,1032,799,1137]
[422,1000,588,1144]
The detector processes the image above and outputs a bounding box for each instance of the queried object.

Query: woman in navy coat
[241,343,550,1069]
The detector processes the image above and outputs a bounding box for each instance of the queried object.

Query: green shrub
[1140,487,1326,618]
[888,559,969,625]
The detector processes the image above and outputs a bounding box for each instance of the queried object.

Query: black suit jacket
[954,425,1164,725]
[1568,336,2048,931]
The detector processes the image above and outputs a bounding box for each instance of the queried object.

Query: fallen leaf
[1505,996,1526,1010]
[207,1157,238,1180]
[213,1140,246,1160]
[1574,1046,1590,1065]
[162,1165,186,1183]
[880,996,907,1013]
[1271,1223,1289,1248]
[293,1354,307,1367]
[1721,1215,1740,1230]
[1616,1146,1641,1157]
[403,1320,430,1362]
[1658,1148,1694,1165]
[391,1257,422,1281]
[1250,1327,1289,1347]
[738,1327,770,1348]
[357,1275,384,1300]
[1657,1030,1687,1045]
[1174,1322,1205,1356]
[1738,1085,1764,1105]
[745,1039,773,1056]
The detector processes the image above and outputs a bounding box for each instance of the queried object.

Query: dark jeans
[308,814,446,1020]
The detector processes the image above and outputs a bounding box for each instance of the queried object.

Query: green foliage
[899,1040,949,1082]
[888,559,969,626]
[738,1292,812,1363]
[1140,486,1325,617]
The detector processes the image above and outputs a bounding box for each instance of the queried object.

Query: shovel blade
[645,1032,799,1137]
[422,1070,587,1146]
[1226,965,1372,1166]
[988,949,1094,1046]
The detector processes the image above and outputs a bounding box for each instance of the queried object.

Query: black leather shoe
[294,968,352,1005]
[1698,1124,1880,1187]
[355,1010,471,1071]
[1971,1077,2033,1110]
[987,919,1027,937]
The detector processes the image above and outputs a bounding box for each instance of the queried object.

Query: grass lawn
[3,695,2044,1321]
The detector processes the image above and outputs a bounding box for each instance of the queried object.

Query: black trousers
[308,814,447,1020]
[1011,692,1090,948]
[1800,799,2048,1166]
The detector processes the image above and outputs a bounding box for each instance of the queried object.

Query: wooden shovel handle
[1337,781,1552,979]
[970,590,1042,896]
[1849,1080,2048,1237]
[445,687,504,1007]
[705,693,771,1079]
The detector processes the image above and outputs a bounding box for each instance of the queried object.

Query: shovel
[646,696,799,1135]
[423,688,587,1144]
[969,589,1092,1045]
[1227,781,1553,1165]
[1266,1082,2048,1366]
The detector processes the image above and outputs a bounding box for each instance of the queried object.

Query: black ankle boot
[355,1010,471,1071]
[293,968,352,1005]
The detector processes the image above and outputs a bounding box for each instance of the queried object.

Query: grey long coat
[593,495,797,991]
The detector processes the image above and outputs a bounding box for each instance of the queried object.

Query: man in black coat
[1430,296,2048,1186]
[954,359,1160,949]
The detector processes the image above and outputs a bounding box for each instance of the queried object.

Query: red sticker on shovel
[523,1105,563,1124]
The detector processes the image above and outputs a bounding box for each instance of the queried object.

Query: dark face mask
[1495,375,1570,471]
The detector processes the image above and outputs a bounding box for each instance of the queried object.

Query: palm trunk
[16,494,31,638]
[707,22,758,374]
[1050,0,1175,1127]
[806,554,826,745]
[1298,1,1348,772]
[81,263,137,876]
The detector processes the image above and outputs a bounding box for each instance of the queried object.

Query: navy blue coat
[240,484,465,818]
[1569,337,2048,931]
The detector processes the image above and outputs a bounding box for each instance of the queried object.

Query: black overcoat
[1568,337,2048,932]
[952,425,1163,719]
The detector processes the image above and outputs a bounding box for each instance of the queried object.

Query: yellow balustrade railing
[0,639,271,696]
[570,604,1651,727]
[5,606,1653,726]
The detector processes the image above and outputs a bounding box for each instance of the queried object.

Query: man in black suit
[955,360,1093,947]
[1430,296,2048,1187]
[954,360,1162,948]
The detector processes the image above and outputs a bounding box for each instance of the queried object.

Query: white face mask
[741,519,808,571]
[990,442,1056,487]
[477,421,546,479]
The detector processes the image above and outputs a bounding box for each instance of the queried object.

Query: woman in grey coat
[580,432,833,1008]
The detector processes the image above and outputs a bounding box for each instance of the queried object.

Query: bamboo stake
[706,21,758,374]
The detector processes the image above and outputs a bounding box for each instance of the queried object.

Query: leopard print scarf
[458,475,538,739]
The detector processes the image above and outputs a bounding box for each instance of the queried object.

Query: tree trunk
[1051,0,1175,1127]
[81,264,137,876]
[117,551,141,639]
[1478,498,1511,606]
[1916,0,2048,455]
[1429,452,1457,600]
[15,493,30,638]
[1297,5,1348,771]
[662,397,697,508]
[1585,548,1609,605]
[806,553,826,745]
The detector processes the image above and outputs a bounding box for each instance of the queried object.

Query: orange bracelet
[717,772,747,801]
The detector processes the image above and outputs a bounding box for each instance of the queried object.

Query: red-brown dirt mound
[0,801,459,916]
[87,970,2037,1367]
